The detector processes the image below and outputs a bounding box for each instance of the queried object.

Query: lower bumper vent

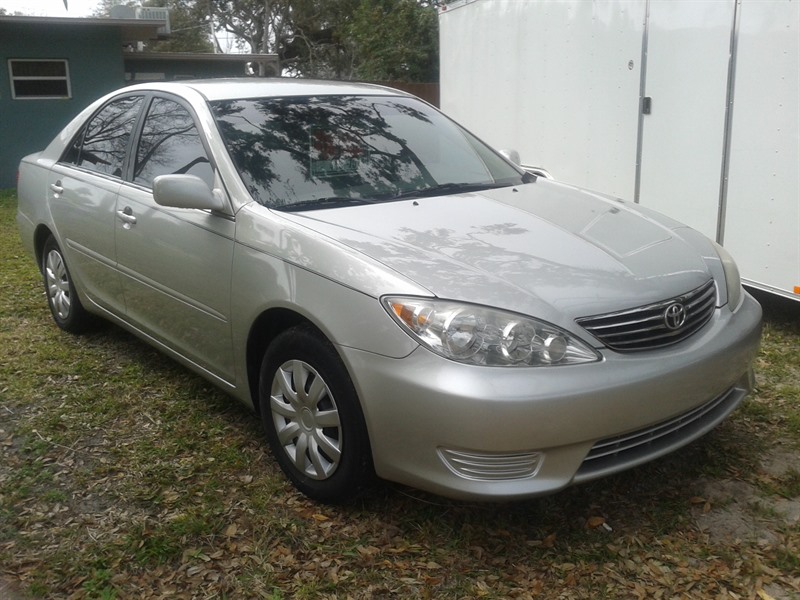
[438,448,543,481]
[574,383,748,483]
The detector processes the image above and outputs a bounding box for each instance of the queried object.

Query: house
[0,15,168,188]
[0,14,279,189]
[124,52,279,83]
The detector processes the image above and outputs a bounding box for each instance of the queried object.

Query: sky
[0,0,98,17]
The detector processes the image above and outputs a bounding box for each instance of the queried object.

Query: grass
[1,188,799,598]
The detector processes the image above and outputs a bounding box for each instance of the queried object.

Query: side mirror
[153,174,227,212]
[499,149,521,165]
[521,165,554,180]
[499,150,555,180]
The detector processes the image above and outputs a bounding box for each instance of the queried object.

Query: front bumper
[340,292,762,500]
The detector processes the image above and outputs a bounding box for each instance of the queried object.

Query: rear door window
[63,96,144,178]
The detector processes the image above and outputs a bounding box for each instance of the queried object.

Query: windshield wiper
[276,196,378,212]
[391,181,509,200]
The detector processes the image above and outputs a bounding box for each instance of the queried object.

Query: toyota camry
[16,79,762,502]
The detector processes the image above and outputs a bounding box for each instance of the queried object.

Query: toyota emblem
[664,303,687,330]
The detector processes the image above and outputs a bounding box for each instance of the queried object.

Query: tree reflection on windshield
[210,95,522,210]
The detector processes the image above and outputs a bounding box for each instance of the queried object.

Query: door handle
[117,206,137,227]
[50,181,64,196]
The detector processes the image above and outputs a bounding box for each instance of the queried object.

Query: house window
[8,59,71,99]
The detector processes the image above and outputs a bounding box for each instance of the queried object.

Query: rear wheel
[42,235,93,333]
[259,325,373,503]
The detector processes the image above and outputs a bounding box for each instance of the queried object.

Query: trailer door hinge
[642,97,652,115]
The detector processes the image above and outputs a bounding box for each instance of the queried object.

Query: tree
[210,0,437,80]
[277,0,360,78]
[91,0,439,80]
[207,0,356,77]
[208,0,293,59]
[348,0,438,82]
[144,0,213,53]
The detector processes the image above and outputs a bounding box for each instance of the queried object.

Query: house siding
[0,22,124,188]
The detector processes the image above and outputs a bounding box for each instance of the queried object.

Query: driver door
[115,95,237,384]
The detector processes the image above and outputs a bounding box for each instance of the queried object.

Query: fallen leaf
[587,516,606,529]
[542,533,557,548]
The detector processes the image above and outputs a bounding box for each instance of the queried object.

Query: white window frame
[8,59,72,100]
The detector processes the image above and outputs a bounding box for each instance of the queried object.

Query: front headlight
[382,297,600,367]
[712,242,742,310]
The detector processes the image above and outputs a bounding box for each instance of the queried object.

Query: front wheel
[259,326,373,503]
[41,235,94,334]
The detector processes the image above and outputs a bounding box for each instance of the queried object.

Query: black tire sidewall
[259,326,372,503]
[41,235,91,333]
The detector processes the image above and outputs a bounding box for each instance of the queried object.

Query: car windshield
[210,95,527,210]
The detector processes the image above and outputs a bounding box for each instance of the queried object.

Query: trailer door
[723,0,800,299]
[637,0,735,240]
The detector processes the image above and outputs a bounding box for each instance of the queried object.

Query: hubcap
[45,249,71,320]
[270,360,342,480]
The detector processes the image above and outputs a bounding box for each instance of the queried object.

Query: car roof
[124,78,410,102]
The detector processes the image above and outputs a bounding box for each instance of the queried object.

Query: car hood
[279,180,715,326]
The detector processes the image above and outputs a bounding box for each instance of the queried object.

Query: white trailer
[439,0,800,301]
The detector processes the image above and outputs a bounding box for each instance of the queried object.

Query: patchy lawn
[1,189,798,599]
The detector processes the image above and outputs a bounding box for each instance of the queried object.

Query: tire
[41,235,94,334]
[259,325,373,503]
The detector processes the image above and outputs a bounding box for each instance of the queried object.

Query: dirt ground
[691,443,800,600]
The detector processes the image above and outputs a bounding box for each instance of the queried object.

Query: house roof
[0,15,166,44]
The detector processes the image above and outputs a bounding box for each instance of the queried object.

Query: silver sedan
[16,79,762,502]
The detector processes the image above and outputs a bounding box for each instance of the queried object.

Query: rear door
[115,94,237,384]
[48,94,145,315]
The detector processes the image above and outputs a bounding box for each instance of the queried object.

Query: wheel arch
[33,225,56,272]
[245,308,329,414]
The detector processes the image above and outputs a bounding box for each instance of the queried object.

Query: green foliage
[279,0,360,78]
[144,0,214,53]
[81,569,117,599]
[209,0,438,80]
[209,0,294,57]
[89,0,440,80]
[348,0,438,82]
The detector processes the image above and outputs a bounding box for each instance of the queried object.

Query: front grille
[438,448,543,481]
[576,279,716,351]
[574,384,745,483]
